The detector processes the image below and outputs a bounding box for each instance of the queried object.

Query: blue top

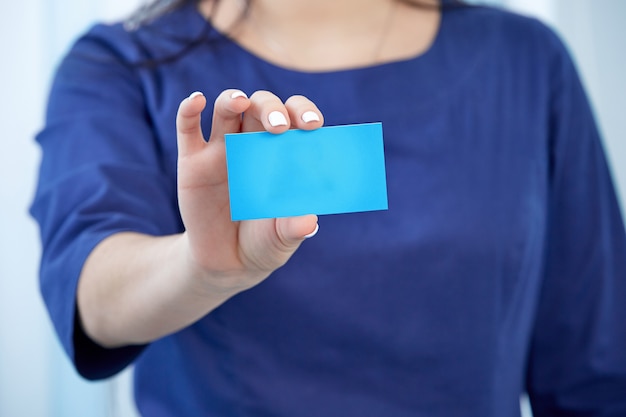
[31,2,626,416]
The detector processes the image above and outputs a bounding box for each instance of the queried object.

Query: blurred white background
[0,0,624,416]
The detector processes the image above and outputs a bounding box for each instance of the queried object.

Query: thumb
[275,215,319,246]
[239,215,319,272]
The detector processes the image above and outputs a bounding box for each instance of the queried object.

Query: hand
[176,89,323,294]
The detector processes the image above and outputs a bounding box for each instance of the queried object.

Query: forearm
[77,232,245,348]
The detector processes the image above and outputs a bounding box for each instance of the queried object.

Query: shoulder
[439,4,577,93]
[446,4,571,64]
[63,2,209,68]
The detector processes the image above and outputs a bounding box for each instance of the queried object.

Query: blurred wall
[0,1,623,416]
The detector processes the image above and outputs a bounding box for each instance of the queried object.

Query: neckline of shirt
[182,1,450,77]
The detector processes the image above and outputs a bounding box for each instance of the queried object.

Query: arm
[77,91,321,348]
[525,27,626,416]
[31,26,321,378]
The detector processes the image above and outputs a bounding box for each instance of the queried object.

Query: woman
[31,0,626,415]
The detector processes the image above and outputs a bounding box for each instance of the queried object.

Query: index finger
[176,91,208,159]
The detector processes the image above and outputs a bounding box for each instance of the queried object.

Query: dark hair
[125,0,197,30]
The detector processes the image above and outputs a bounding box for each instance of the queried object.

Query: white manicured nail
[230,90,248,99]
[301,111,320,123]
[188,91,204,100]
[268,111,288,127]
[304,224,319,239]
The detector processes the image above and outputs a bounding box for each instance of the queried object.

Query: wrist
[175,232,266,300]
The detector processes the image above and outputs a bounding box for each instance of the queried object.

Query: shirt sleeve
[525,27,626,416]
[30,25,182,380]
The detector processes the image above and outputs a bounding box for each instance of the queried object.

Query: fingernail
[230,90,248,99]
[268,111,288,127]
[301,111,320,123]
[304,223,319,239]
[188,91,204,100]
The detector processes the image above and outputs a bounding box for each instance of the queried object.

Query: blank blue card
[225,122,388,221]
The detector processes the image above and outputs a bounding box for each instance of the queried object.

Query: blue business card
[225,122,388,221]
